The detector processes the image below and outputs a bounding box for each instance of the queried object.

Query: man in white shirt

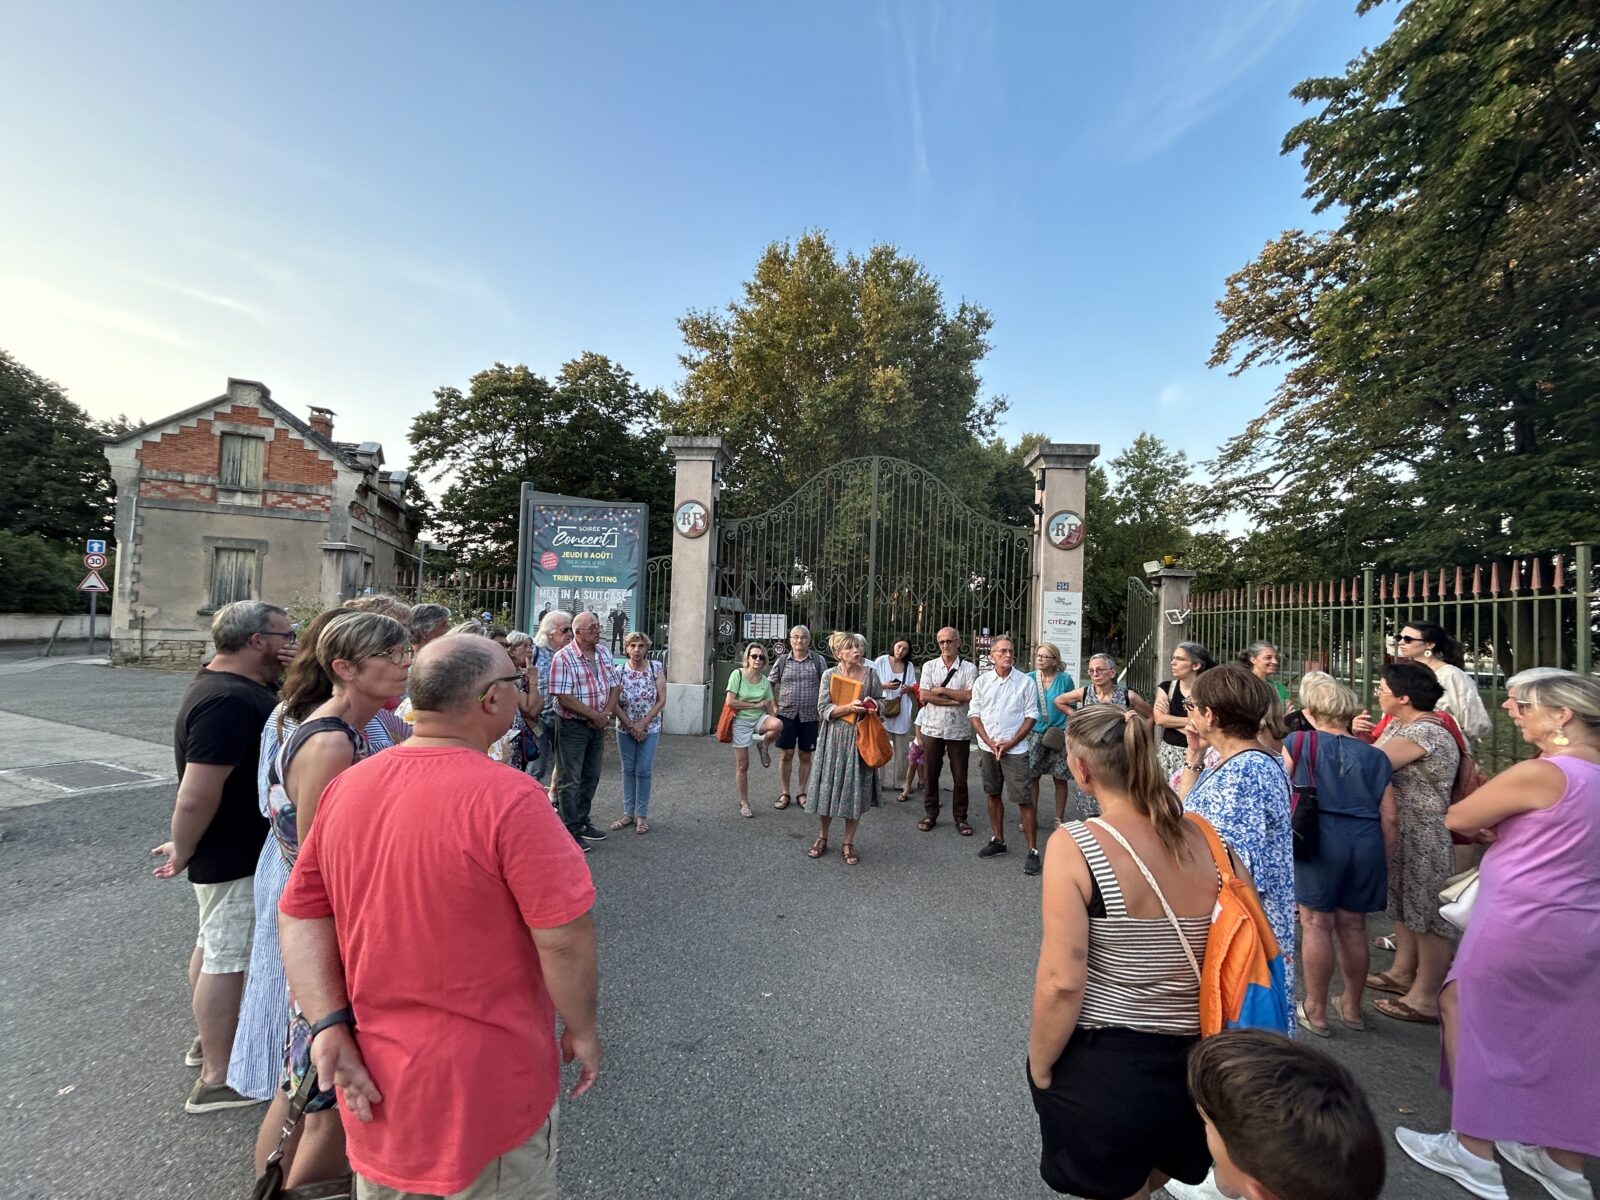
[968,635,1041,874]
[915,627,979,836]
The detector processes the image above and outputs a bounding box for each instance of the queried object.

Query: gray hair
[410,603,452,638]
[1175,641,1216,671]
[1089,653,1117,670]
[450,619,489,637]
[212,600,288,653]
[1518,674,1600,731]
[343,594,414,624]
[1299,673,1362,724]
[624,629,653,650]
[505,630,534,651]
[1238,640,1276,667]
[1506,666,1576,694]
[789,625,812,638]
[534,609,573,649]
[409,636,505,712]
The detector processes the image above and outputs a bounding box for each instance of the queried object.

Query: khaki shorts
[358,1108,558,1200]
[979,748,1031,807]
[192,876,254,975]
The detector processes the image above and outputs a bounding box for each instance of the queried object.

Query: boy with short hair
[1186,1030,1385,1200]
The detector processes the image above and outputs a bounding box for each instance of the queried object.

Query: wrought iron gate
[1123,575,1159,697]
[716,456,1032,662]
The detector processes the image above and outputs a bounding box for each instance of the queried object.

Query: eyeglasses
[366,644,416,666]
[1514,700,1538,714]
[475,674,523,702]
[259,629,298,643]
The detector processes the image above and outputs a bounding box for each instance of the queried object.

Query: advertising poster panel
[523,495,649,646]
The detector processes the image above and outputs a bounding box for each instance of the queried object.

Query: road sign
[84,552,108,570]
[86,539,107,555]
[78,570,109,593]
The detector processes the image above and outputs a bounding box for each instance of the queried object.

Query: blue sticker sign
[86,539,107,555]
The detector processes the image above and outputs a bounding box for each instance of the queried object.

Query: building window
[219,434,265,489]
[210,548,256,609]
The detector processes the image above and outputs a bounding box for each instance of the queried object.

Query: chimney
[307,406,335,440]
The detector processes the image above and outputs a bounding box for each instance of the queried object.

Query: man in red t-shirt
[280,635,599,1198]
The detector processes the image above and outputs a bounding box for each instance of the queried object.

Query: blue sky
[1,1,1392,487]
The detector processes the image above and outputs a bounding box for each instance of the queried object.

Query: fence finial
[1510,560,1523,595]
[1490,561,1501,595]
[1555,555,1565,589]
[1473,564,1484,596]
[1531,557,1543,591]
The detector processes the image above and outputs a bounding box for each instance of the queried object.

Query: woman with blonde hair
[805,631,883,865]
[1028,705,1230,1198]
[723,641,783,819]
[1027,640,1075,824]
[1396,673,1600,1198]
[1284,674,1396,1036]
[251,611,412,1186]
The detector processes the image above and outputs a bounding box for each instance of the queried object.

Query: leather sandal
[842,842,860,866]
[956,821,974,837]
[807,837,827,859]
[608,816,635,831]
[775,793,791,810]
[917,817,937,832]
[1365,971,1409,996]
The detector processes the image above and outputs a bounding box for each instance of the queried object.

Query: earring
[1423,649,1433,658]
[1552,725,1571,747]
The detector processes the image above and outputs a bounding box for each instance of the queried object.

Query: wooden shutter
[219,434,264,489]
[210,549,256,609]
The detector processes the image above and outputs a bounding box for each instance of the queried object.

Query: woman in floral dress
[805,631,883,865]
[1175,664,1296,1033]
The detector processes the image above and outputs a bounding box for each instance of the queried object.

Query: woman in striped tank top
[1028,705,1242,1199]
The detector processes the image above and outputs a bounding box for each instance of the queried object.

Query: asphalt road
[0,662,1586,1199]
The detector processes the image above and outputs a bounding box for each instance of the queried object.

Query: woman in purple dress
[1395,672,1600,1200]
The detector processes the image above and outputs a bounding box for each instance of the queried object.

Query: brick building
[102,378,421,663]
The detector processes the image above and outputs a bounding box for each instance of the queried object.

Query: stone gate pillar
[663,436,730,735]
[1152,567,1197,677]
[1026,443,1099,683]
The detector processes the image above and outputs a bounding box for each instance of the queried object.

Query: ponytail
[1067,705,1191,863]
[1120,711,1190,862]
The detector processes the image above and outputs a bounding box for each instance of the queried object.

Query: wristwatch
[309,1007,356,1038]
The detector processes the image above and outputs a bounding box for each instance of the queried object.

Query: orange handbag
[715,699,736,743]
[856,712,892,770]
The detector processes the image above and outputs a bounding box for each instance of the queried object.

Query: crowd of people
[154,601,1596,1199]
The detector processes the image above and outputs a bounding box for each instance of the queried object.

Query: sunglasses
[749,654,767,662]
[476,674,523,702]
[1396,634,1424,644]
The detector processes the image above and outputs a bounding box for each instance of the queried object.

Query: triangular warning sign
[78,570,109,592]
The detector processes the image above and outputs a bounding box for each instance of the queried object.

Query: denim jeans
[618,728,660,817]
[530,719,556,785]
[555,720,606,834]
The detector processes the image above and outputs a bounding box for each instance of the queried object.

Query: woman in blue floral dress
[1174,664,1296,1034]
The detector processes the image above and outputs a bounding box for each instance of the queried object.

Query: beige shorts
[358,1107,558,1200]
[192,876,255,975]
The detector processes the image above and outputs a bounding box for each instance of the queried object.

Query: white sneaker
[1162,1174,1229,1200]
[1395,1128,1508,1199]
[1496,1141,1595,1200]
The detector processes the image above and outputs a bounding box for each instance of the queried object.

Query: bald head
[410,635,510,712]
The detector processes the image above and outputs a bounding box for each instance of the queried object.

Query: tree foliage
[1082,435,1193,648]
[0,348,114,541]
[1207,0,1600,572]
[665,231,1008,517]
[409,353,675,568]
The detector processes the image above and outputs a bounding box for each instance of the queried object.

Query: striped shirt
[1065,821,1212,1036]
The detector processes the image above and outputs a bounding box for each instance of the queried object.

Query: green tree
[409,353,675,569]
[1082,435,1193,648]
[0,348,114,541]
[1207,0,1600,572]
[0,531,85,613]
[665,231,1006,515]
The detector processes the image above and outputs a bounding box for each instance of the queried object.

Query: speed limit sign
[84,552,108,570]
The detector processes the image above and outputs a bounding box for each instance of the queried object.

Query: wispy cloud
[1,277,191,346]
[1157,380,1188,411]
[879,1,997,192]
[134,274,273,324]
[387,261,518,327]
[1099,0,1311,167]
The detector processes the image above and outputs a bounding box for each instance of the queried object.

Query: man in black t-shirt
[153,600,295,1114]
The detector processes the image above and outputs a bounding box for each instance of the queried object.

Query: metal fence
[1188,543,1595,772]
[386,567,519,629]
